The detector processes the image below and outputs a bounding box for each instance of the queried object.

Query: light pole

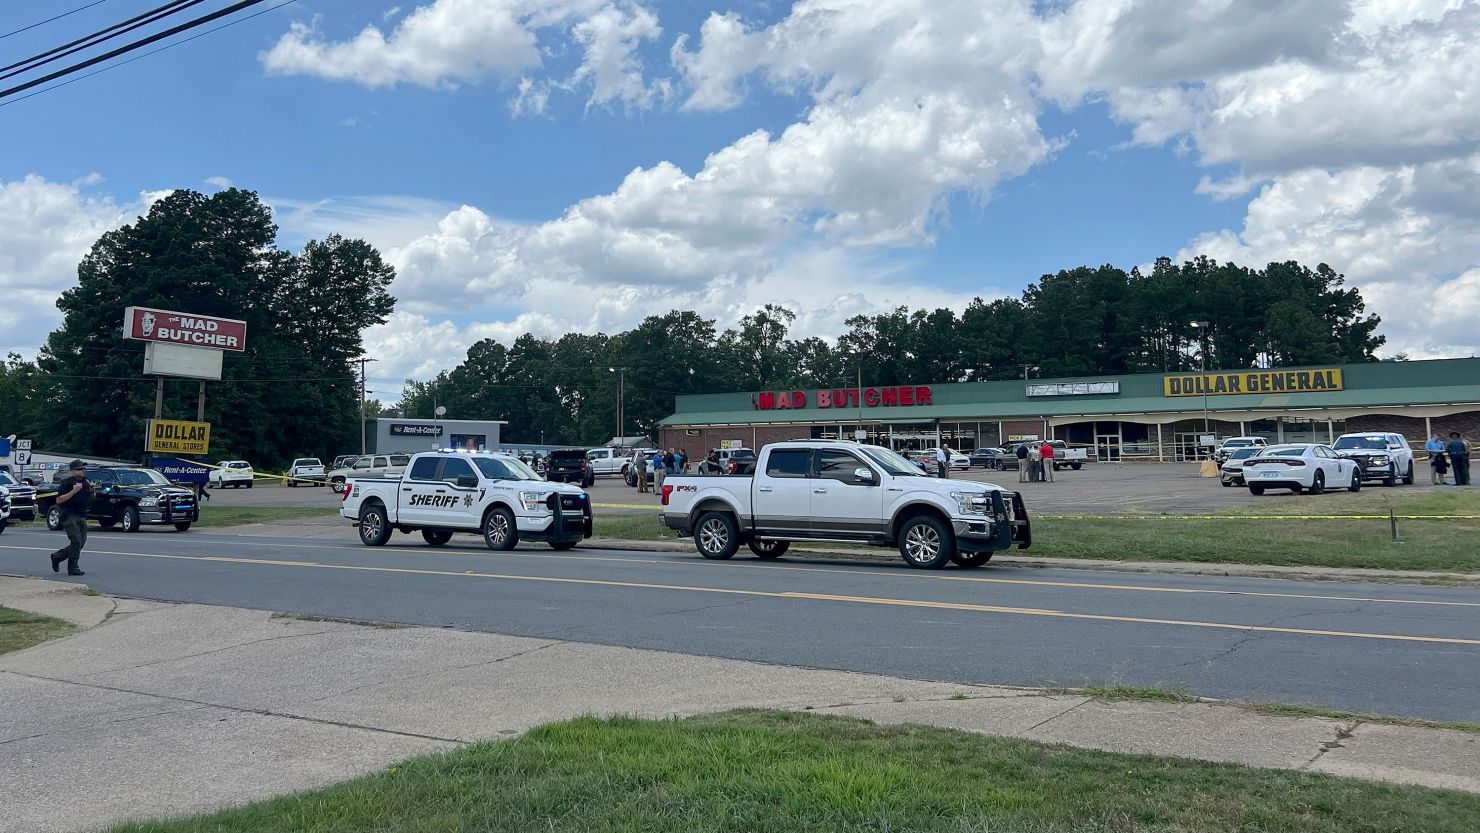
[1022,364,1040,380]
[608,367,627,443]
[354,357,377,457]
[1190,321,1210,457]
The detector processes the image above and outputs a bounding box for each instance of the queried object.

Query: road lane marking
[5,535,1479,609]
[4,544,1480,646]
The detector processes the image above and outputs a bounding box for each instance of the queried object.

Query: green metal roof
[660,358,1480,426]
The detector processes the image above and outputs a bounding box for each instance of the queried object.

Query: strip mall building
[658,357,1480,462]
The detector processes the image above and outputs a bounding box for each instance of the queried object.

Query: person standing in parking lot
[1015,443,1029,482]
[634,449,650,493]
[49,460,91,576]
[936,445,949,479]
[1426,433,1446,460]
[1431,448,1449,485]
[652,449,668,491]
[1447,432,1471,486]
[1039,440,1055,482]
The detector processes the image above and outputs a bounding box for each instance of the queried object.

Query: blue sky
[2,1,1477,391]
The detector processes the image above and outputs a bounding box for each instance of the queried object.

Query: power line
[0,0,296,109]
[0,0,114,41]
[1,0,205,80]
[0,0,273,102]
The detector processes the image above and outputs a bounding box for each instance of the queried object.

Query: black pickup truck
[39,466,199,532]
[544,448,596,487]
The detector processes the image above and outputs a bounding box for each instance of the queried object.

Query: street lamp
[608,367,627,444]
[1190,321,1211,457]
[1022,364,1040,380]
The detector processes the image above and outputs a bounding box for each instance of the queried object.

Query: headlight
[140,497,158,507]
[518,491,547,512]
[1370,455,1389,464]
[951,491,989,515]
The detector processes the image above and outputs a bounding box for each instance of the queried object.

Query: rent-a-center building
[658,357,1480,461]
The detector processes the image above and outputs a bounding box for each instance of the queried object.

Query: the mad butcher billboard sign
[124,307,247,352]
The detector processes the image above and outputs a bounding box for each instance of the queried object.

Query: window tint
[92,469,116,484]
[441,457,475,484]
[1268,448,1306,457]
[353,458,371,469]
[409,458,439,480]
[816,450,866,482]
[390,454,411,466]
[765,449,812,478]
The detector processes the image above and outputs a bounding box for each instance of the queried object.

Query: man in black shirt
[49,460,91,576]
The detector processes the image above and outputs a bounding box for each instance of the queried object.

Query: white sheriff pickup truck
[659,440,1030,568]
[340,451,592,550]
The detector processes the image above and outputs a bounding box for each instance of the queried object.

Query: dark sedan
[969,448,1007,469]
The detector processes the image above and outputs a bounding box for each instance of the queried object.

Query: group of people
[1425,432,1473,486]
[632,447,688,493]
[1014,440,1059,483]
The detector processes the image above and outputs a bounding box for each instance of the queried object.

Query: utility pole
[609,367,627,443]
[353,357,377,457]
[1022,364,1040,380]
[1190,321,1211,457]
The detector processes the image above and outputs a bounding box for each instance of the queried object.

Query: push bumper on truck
[953,491,1031,552]
[517,492,593,543]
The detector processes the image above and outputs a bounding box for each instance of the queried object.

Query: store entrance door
[1173,432,1205,462]
[1095,433,1121,462]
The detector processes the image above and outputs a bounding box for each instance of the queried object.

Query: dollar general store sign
[1163,368,1344,397]
[146,420,211,454]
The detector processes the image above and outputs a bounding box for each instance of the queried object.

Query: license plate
[1261,471,1279,478]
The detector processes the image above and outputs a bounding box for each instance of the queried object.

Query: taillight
[1286,460,1306,466]
[661,484,673,505]
[341,481,351,501]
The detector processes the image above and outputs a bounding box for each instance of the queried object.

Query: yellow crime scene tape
[1035,514,1480,520]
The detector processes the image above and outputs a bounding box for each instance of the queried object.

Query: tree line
[0,189,395,470]
[401,257,1384,444]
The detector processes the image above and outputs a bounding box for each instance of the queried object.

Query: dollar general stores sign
[146,419,211,454]
[1163,368,1344,397]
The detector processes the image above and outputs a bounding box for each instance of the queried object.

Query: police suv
[339,450,593,550]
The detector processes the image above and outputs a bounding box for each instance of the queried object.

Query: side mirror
[455,474,479,488]
[853,467,876,484]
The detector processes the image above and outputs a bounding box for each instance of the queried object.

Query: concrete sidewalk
[3,576,1476,833]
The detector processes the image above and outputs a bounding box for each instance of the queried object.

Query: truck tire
[358,503,392,546]
[99,518,117,529]
[748,539,789,559]
[247,481,253,489]
[549,541,578,550]
[121,506,141,533]
[1402,463,1414,485]
[46,505,63,531]
[1383,468,1396,487]
[952,551,993,568]
[1071,462,1082,470]
[174,522,192,532]
[695,511,740,560]
[898,515,953,569]
[483,506,519,551]
[422,529,453,546]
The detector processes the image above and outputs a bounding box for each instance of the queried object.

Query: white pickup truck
[340,451,592,550]
[659,440,1030,568]
[328,453,411,490]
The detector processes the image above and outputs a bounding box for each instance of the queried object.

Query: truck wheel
[46,505,63,531]
[1383,469,1396,487]
[99,518,117,529]
[695,512,740,560]
[0,520,6,534]
[358,504,392,546]
[288,479,297,487]
[898,515,953,569]
[174,522,192,532]
[246,481,253,489]
[422,529,453,546]
[748,539,789,559]
[952,551,993,568]
[483,506,519,551]
[1071,463,1082,471]
[549,541,578,551]
[1402,463,1414,485]
[121,506,141,533]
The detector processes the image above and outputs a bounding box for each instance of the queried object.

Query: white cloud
[204,175,234,190]
[262,0,666,111]
[1177,155,1480,358]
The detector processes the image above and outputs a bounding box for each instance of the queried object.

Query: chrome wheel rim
[487,514,510,543]
[753,540,778,552]
[904,524,941,562]
[361,512,382,541]
[699,518,729,553]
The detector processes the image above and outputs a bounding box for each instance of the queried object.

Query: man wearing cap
[49,460,92,576]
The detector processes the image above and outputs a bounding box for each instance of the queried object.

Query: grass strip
[108,710,1480,833]
[0,605,76,655]
[192,506,341,528]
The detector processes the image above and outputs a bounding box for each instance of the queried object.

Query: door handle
[813,488,828,494]
[435,489,446,494]
[402,488,412,492]
[757,487,772,492]
[886,486,903,492]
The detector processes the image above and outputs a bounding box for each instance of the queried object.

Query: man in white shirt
[936,445,949,479]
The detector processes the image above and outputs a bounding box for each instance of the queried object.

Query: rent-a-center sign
[124,306,247,352]
[754,385,933,410]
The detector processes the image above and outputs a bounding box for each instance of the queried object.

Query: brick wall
[1001,419,1044,440]
[658,424,811,455]
[1347,411,1480,445]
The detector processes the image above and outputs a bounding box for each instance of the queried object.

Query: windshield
[728,449,756,459]
[857,446,924,476]
[1230,448,1260,460]
[115,469,171,486]
[471,456,543,481]
[1224,439,1256,447]
[0,472,15,486]
[295,459,322,466]
[1333,436,1387,450]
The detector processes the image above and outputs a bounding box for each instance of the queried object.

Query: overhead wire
[0,0,113,41]
[0,0,205,80]
[0,0,274,102]
[0,0,296,108]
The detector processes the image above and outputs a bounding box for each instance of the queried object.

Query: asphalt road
[3,526,1477,721]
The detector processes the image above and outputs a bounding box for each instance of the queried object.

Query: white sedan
[1242,444,1361,495]
[209,460,255,489]
[923,448,972,471]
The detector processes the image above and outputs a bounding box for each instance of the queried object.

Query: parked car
[1242,444,1361,495]
[340,451,591,550]
[921,448,972,471]
[969,448,1007,469]
[0,471,37,520]
[623,451,656,486]
[332,455,361,471]
[659,440,1030,569]
[1331,433,1415,486]
[39,466,199,532]
[902,450,935,474]
[545,448,595,487]
[328,454,410,489]
[1218,447,1263,486]
[287,458,327,487]
[1044,440,1089,471]
[208,460,254,489]
[1213,436,1268,464]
